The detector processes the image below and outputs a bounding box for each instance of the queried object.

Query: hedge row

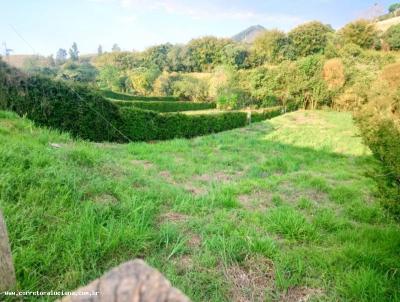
[112,100,216,112]
[0,61,124,142]
[120,108,248,141]
[102,90,180,102]
[250,107,284,123]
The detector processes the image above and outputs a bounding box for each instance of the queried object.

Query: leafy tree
[339,20,379,49]
[389,3,400,13]
[185,37,231,72]
[97,64,123,90]
[252,30,290,64]
[127,67,160,95]
[98,45,103,56]
[141,43,172,70]
[288,21,333,57]
[57,61,98,83]
[221,43,250,69]
[112,43,121,52]
[166,45,187,72]
[68,42,79,61]
[384,24,400,50]
[55,48,67,65]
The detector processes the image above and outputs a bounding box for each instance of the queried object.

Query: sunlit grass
[0,110,399,301]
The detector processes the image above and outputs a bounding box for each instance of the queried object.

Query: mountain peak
[232,25,266,43]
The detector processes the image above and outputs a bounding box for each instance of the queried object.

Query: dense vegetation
[113,100,216,112]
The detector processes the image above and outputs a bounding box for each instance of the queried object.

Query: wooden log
[0,209,16,291]
[60,259,190,302]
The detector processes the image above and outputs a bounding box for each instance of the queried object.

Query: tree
[98,45,103,56]
[252,30,289,64]
[389,3,400,13]
[384,24,400,50]
[112,43,121,52]
[69,42,79,61]
[339,20,379,49]
[288,21,333,57]
[55,48,67,65]
[221,43,250,69]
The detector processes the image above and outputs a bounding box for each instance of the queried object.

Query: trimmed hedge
[0,60,124,142]
[102,90,180,102]
[113,100,216,112]
[250,107,283,123]
[120,108,247,141]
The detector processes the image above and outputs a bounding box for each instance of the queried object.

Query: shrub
[288,21,333,57]
[355,75,400,217]
[0,60,124,142]
[120,108,248,141]
[384,24,400,50]
[172,75,209,102]
[113,100,216,112]
[216,88,252,110]
[102,90,180,101]
[322,58,346,90]
[338,20,379,49]
[250,107,283,123]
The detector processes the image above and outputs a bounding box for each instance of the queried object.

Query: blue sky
[0,0,395,56]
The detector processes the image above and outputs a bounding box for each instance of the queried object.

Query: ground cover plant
[1,110,399,301]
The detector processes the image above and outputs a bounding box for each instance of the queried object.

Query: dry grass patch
[238,190,275,211]
[160,212,190,224]
[224,255,275,302]
[92,193,118,205]
[130,159,154,169]
[280,287,324,302]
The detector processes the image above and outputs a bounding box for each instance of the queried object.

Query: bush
[172,75,209,102]
[102,90,180,101]
[250,107,283,123]
[288,21,333,57]
[322,58,346,90]
[355,74,400,217]
[120,108,248,141]
[338,20,379,49]
[0,60,124,142]
[113,100,216,112]
[384,24,400,50]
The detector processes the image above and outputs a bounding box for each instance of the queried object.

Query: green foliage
[113,100,216,112]
[102,90,180,101]
[120,107,247,141]
[250,107,283,123]
[216,88,252,110]
[252,30,290,64]
[288,21,333,57]
[389,3,400,13]
[339,20,379,49]
[68,42,79,61]
[185,37,232,72]
[384,24,400,50]
[127,67,161,95]
[57,61,98,83]
[172,75,209,102]
[0,60,124,142]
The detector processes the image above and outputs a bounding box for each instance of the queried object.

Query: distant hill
[232,25,266,43]
[3,55,36,68]
[376,15,400,32]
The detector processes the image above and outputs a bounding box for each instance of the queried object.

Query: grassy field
[0,110,399,301]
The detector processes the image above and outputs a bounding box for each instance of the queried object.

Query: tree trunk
[0,209,16,291]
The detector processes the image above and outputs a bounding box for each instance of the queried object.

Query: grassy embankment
[0,110,399,301]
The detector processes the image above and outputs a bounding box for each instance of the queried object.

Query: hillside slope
[376,15,400,31]
[0,110,399,301]
[232,25,266,43]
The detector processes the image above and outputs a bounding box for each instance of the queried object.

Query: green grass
[0,110,399,301]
